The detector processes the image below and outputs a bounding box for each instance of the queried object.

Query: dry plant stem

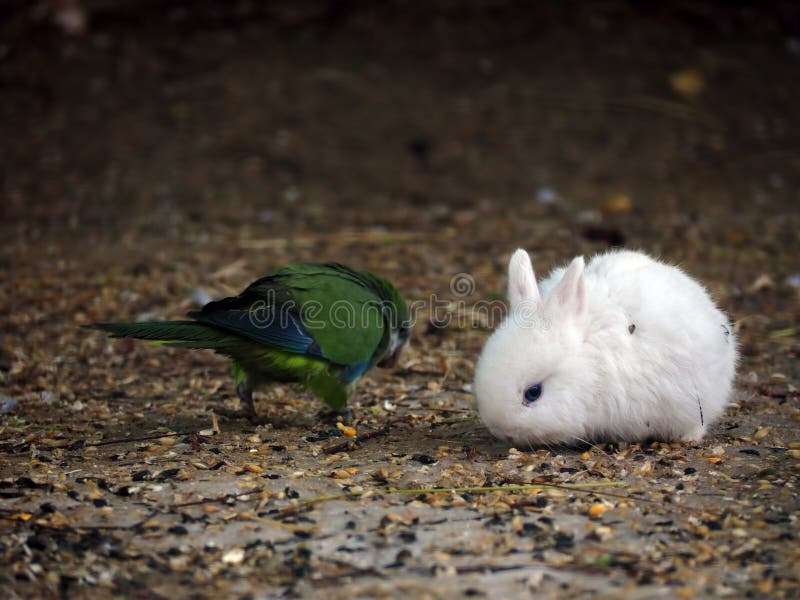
[239,230,426,250]
[166,481,629,520]
[524,92,720,128]
[0,431,198,453]
[91,431,193,447]
[172,489,264,509]
[383,482,626,495]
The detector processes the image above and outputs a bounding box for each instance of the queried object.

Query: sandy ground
[1,1,799,598]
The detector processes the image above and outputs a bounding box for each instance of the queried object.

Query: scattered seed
[588,503,610,518]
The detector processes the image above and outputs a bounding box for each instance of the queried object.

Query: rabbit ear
[508,249,541,310]
[554,256,588,325]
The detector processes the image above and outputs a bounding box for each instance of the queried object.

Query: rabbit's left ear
[554,256,588,327]
[507,248,541,310]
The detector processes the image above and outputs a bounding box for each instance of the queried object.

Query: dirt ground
[1,1,799,598]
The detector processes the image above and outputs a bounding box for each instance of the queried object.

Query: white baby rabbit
[473,249,737,446]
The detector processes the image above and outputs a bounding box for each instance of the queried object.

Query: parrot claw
[214,405,256,421]
[317,405,353,424]
[214,381,259,421]
[213,405,283,427]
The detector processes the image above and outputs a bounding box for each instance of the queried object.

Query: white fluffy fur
[473,249,738,446]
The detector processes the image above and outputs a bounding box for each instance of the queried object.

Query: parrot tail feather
[86,321,236,349]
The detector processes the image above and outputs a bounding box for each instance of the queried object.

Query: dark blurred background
[1,1,798,279]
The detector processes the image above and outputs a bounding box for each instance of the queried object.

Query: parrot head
[363,270,411,369]
[378,322,411,368]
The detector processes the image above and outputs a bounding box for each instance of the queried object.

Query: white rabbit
[473,249,737,446]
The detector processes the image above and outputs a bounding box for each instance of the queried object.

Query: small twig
[394,368,447,378]
[442,385,472,394]
[172,488,264,509]
[86,430,197,448]
[452,563,534,576]
[505,486,665,509]
[323,424,391,454]
[385,482,625,495]
[239,230,426,250]
[317,556,387,580]
[394,394,474,410]
[3,431,200,453]
[14,509,161,533]
[243,513,316,534]
[272,493,345,520]
[524,92,721,129]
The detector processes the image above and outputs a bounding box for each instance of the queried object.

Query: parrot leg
[307,375,357,424]
[306,372,349,412]
[317,405,354,423]
[215,363,261,421]
[236,381,255,415]
[214,382,257,420]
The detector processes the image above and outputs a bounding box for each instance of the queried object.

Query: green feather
[247,263,397,366]
[306,372,350,410]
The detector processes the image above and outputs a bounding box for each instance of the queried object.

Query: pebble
[0,395,18,413]
[190,287,212,307]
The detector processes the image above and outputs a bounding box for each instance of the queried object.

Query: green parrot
[88,262,411,419]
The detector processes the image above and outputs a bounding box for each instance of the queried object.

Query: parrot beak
[378,344,403,368]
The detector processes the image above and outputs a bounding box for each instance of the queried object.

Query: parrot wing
[188,263,389,369]
[187,299,322,358]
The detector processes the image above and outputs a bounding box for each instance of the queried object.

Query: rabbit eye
[523,384,543,406]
